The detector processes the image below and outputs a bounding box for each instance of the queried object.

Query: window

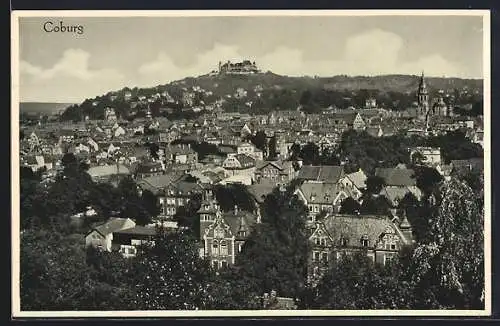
[312,251,320,262]
[212,240,219,255]
[320,238,327,246]
[238,230,246,238]
[341,237,348,247]
[384,254,394,266]
[221,261,228,269]
[220,240,228,255]
[361,238,369,247]
[212,260,219,269]
[308,205,313,212]
[321,252,328,263]
[238,243,243,252]
[313,205,319,213]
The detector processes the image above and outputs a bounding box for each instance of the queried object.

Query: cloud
[20,49,125,102]
[137,44,245,86]
[137,29,466,88]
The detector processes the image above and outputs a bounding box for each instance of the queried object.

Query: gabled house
[111,225,157,258]
[198,195,258,269]
[307,213,413,285]
[85,218,136,252]
[222,153,256,178]
[236,141,264,161]
[375,167,423,207]
[254,160,296,185]
[164,144,198,165]
[294,180,354,223]
[159,181,205,218]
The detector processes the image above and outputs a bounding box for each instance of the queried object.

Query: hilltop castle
[218,60,260,75]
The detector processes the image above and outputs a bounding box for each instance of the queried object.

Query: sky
[17,14,485,103]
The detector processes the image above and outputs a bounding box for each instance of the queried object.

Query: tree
[300,142,320,165]
[413,166,443,197]
[365,175,386,195]
[268,136,278,160]
[235,188,310,299]
[411,151,427,165]
[141,190,161,218]
[289,143,301,160]
[359,194,391,216]
[21,230,96,310]
[339,197,361,214]
[249,130,268,153]
[312,252,414,309]
[172,193,202,236]
[213,184,256,213]
[409,178,484,309]
[132,228,213,310]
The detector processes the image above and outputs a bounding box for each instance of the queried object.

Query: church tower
[417,71,429,117]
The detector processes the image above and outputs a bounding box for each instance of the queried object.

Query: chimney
[234,205,239,215]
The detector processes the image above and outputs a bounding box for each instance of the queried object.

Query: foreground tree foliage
[234,186,310,299]
[312,252,415,309]
[409,178,484,309]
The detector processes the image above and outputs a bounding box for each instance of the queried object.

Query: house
[450,158,484,176]
[222,153,256,178]
[135,161,164,179]
[236,141,264,161]
[294,180,355,223]
[87,164,131,183]
[307,213,413,285]
[254,160,296,185]
[409,147,442,166]
[136,172,185,195]
[375,167,423,206]
[329,112,366,131]
[85,218,136,252]
[111,225,157,258]
[159,181,206,218]
[198,195,258,268]
[164,144,198,165]
[345,169,367,194]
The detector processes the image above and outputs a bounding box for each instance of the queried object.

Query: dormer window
[238,230,246,238]
[340,237,348,247]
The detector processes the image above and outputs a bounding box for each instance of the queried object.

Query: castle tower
[417,71,429,118]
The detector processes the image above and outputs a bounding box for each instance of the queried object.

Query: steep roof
[297,181,352,204]
[114,225,157,236]
[234,153,256,167]
[93,218,135,237]
[165,180,204,196]
[321,214,409,248]
[298,165,345,183]
[346,169,367,190]
[87,164,130,178]
[222,210,258,240]
[136,172,184,194]
[375,167,417,187]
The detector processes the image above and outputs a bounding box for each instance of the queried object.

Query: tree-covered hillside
[60,72,483,121]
